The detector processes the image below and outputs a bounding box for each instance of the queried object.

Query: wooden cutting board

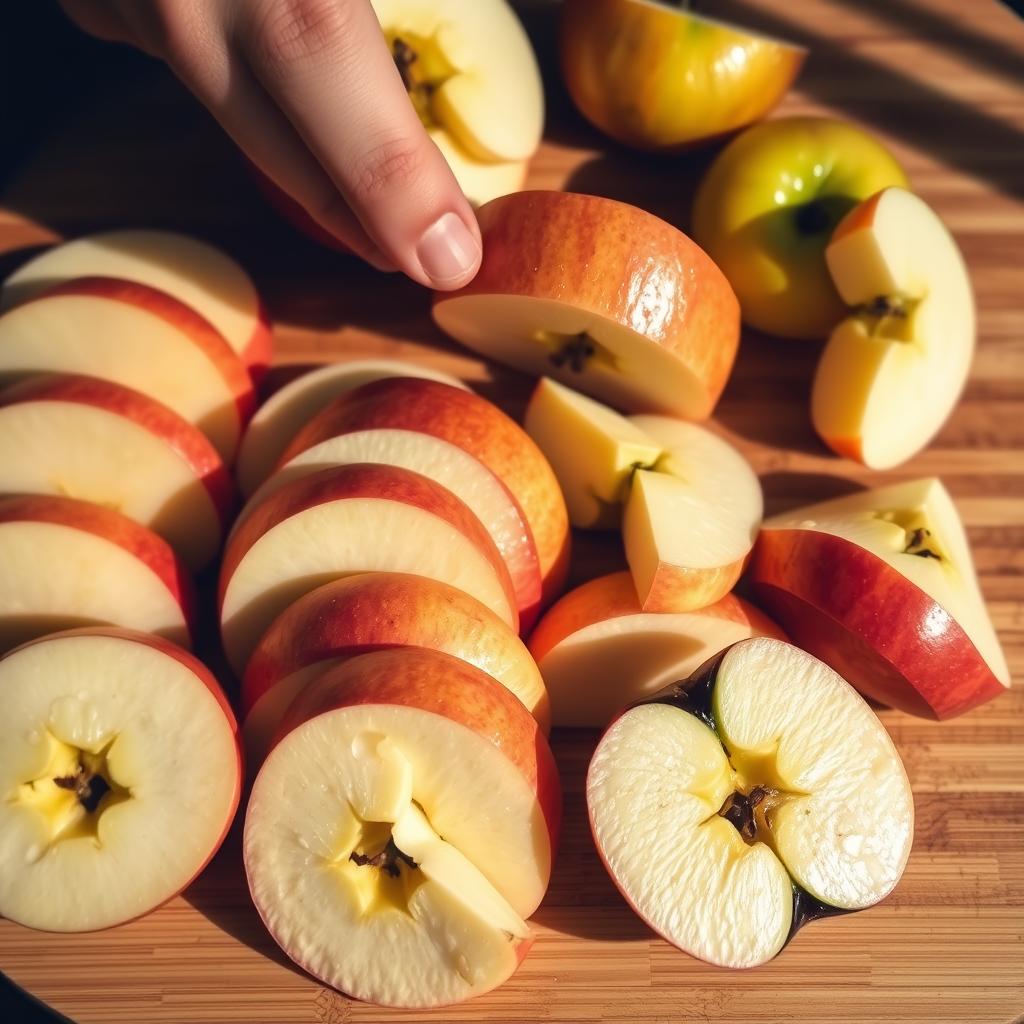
[1,1,1022,1021]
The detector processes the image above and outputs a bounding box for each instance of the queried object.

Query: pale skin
[59,0,484,288]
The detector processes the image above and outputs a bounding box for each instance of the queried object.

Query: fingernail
[416,212,481,286]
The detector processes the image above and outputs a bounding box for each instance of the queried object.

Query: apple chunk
[244,647,560,1007]
[747,478,1010,718]
[588,637,913,968]
[0,628,240,931]
[813,187,975,468]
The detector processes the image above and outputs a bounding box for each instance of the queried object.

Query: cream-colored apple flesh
[588,638,913,967]
[813,187,974,468]
[0,630,239,932]
[428,128,527,207]
[623,416,762,611]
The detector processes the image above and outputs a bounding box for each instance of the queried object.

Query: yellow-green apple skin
[693,117,908,339]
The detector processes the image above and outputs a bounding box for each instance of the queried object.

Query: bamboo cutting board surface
[1,1,1022,1021]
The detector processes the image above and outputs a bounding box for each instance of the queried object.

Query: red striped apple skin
[748,529,1006,719]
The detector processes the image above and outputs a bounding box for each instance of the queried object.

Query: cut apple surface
[587,637,913,968]
[748,478,1010,718]
[0,374,234,570]
[235,360,468,498]
[1,230,272,376]
[219,463,517,675]
[427,128,527,207]
[530,571,784,728]
[813,187,975,468]
[242,573,550,766]
[433,191,740,420]
[281,376,565,611]
[0,495,194,653]
[245,648,558,1007]
[0,628,239,932]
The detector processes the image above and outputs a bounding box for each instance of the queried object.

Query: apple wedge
[1,230,272,377]
[236,360,468,498]
[588,637,913,968]
[219,464,517,675]
[0,628,239,932]
[244,647,560,1007]
[0,374,234,570]
[0,495,195,653]
[747,478,1010,718]
[432,191,740,420]
[427,128,527,207]
[812,187,974,468]
[242,573,550,766]
[280,376,565,612]
[530,571,785,728]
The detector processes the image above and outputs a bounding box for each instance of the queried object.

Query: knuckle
[251,0,354,70]
[351,136,427,200]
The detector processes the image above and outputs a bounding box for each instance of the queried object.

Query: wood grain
[1,1,1023,1021]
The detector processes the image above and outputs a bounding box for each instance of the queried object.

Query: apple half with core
[587,636,913,967]
[433,191,740,420]
[530,571,785,728]
[812,187,974,468]
[693,117,908,339]
[242,572,550,766]
[244,647,561,1008]
[560,0,805,151]
[1,229,273,377]
[747,478,1010,718]
[0,495,195,653]
[0,628,240,932]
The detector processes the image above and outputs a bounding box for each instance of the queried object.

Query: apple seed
[349,837,419,879]
[53,764,111,814]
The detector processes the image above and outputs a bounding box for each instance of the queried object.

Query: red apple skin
[281,376,565,617]
[242,297,274,385]
[0,493,198,646]
[747,529,1007,719]
[0,373,237,530]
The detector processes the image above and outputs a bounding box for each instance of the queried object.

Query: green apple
[692,117,908,340]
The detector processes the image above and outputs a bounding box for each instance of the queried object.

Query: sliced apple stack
[747,478,1010,718]
[587,637,914,968]
[0,628,240,931]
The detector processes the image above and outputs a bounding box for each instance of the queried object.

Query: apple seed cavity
[350,836,419,879]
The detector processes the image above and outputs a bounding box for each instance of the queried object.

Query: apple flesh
[812,187,974,468]
[0,627,240,931]
[242,572,550,766]
[0,230,273,378]
[587,636,913,968]
[747,478,1010,718]
[244,646,560,1007]
[433,191,740,420]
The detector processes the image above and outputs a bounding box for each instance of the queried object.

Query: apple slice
[432,191,740,420]
[1,230,272,377]
[0,495,195,653]
[242,573,550,766]
[0,374,234,570]
[530,571,785,728]
[427,128,527,207]
[236,360,468,498]
[588,636,914,968]
[623,415,762,611]
[0,628,239,932]
[812,187,974,468]
[219,463,517,675]
[747,478,1010,718]
[244,646,560,1007]
[281,376,565,611]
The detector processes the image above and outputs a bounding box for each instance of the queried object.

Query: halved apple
[280,375,565,611]
[0,230,273,377]
[530,571,785,728]
[0,374,234,570]
[219,463,518,675]
[747,478,1010,718]
[432,191,740,420]
[244,646,560,1007]
[0,628,239,932]
[242,572,550,766]
[236,360,468,498]
[812,187,974,468]
[587,637,914,968]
